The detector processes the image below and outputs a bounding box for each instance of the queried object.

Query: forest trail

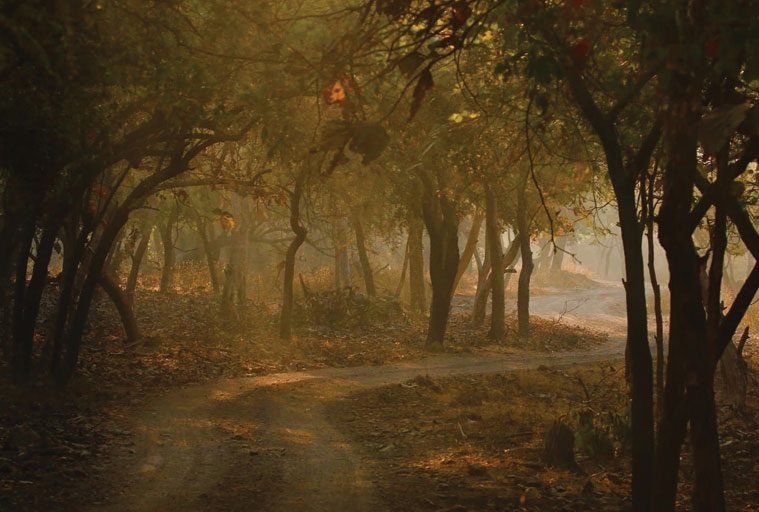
[94,284,630,512]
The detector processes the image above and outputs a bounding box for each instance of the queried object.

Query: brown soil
[5,283,755,511]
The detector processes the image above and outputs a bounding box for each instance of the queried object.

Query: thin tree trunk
[98,272,140,343]
[197,218,219,294]
[55,139,223,386]
[452,212,484,294]
[235,226,248,307]
[352,208,376,297]
[564,61,656,512]
[159,205,178,294]
[602,245,613,278]
[220,229,242,319]
[486,188,504,341]
[126,222,153,303]
[106,228,128,279]
[11,220,37,384]
[536,236,552,272]
[279,169,308,341]
[644,170,665,421]
[394,241,410,299]
[719,327,748,409]
[516,173,533,340]
[408,219,426,314]
[333,220,343,290]
[50,219,88,375]
[551,236,567,272]
[471,233,492,327]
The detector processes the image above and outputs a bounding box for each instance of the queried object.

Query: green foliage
[569,389,631,458]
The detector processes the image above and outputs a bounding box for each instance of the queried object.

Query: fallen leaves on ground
[326,363,759,512]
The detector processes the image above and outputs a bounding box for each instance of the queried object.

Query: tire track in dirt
[93,285,630,512]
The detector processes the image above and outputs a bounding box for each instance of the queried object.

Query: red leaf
[323,80,346,106]
[569,39,589,66]
[705,37,719,58]
[452,1,472,27]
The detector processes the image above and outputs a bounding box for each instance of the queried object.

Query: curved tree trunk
[471,233,491,327]
[279,169,307,341]
[352,207,376,297]
[453,212,484,294]
[126,222,153,304]
[394,241,410,299]
[98,272,140,343]
[408,218,426,314]
[485,188,504,341]
[55,138,222,387]
[50,217,89,375]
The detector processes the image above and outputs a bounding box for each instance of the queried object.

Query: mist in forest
[2,1,759,511]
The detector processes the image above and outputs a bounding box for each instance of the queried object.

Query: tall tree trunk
[655,94,716,512]
[408,218,426,314]
[423,211,459,347]
[126,222,153,303]
[644,170,665,421]
[394,241,410,299]
[420,178,460,348]
[0,219,20,361]
[453,212,484,294]
[54,139,224,386]
[11,219,38,384]
[235,226,248,308]
[50,219,88,375]
[485,188,504,341]
[279,169,307,341]
[159,205,178,294]
[333,220,343,290]
[56,203,133,386]
[196,218,219,294]
[563,71,656,511]
[471,232,492,327]
[220,228,242,319]
[98,272,140,343]
[617,179,655,512]
[352,208,376,297]
[515,173,533,340]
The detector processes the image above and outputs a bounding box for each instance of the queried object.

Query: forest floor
[1,279,758,511]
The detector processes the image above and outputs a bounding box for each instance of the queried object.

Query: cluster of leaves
[568,368,631,458]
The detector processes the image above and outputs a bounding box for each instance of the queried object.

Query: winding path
[94,283,630,512]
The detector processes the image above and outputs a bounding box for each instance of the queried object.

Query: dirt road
[93,284,630,512]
